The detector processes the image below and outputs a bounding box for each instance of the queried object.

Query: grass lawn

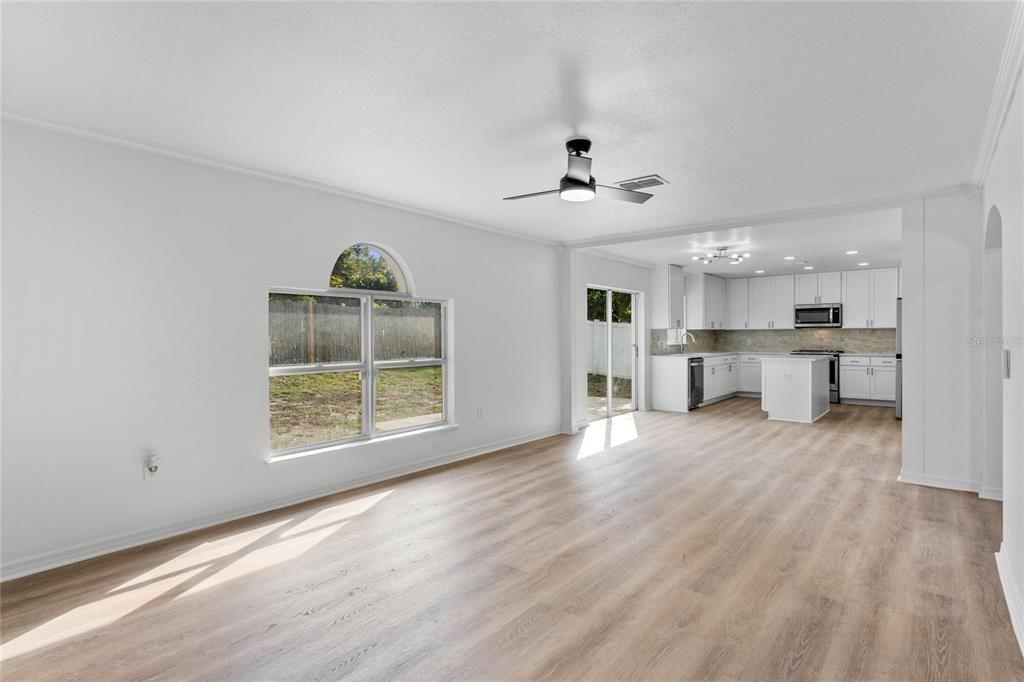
[270,366,443,450]
[587,372,632,400]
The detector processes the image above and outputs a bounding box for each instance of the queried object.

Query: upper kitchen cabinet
[770,275,795,329]
[842,267,899,328]
[685,271,728,330]
[650,264,687,328]
[727,278,750,329]
[795,272,842,304]
[747,275,793,329]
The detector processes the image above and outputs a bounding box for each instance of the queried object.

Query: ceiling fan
[503,137,653,204]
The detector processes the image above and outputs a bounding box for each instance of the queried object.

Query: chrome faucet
[680,330,696,351]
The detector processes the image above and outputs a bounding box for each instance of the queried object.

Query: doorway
[586,287,637,421]
[982,206,1004,499]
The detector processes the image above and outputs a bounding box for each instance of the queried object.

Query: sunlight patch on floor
[112,520,291,591]
[0,566,207,661]
[177,523,341,598]
[577,412,639,459]
[281,489,393,538]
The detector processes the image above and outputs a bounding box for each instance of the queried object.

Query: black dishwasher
[688,357,704,409]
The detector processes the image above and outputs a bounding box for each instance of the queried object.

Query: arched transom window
[267,244,448,458]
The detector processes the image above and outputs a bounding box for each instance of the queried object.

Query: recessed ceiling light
[846,250,859,255]
[691,256,700,261]
[784,256,795,260]
[729,261,740,265]
[755,270,765,274]
[742,253,751,258]
[858,262,870,267]
[803,266,814,270]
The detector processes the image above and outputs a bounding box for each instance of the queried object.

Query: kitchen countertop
[658,351,896,358]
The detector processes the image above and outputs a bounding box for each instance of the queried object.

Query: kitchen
[602,210,903,423]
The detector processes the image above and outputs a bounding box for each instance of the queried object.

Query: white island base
[761,356,831,423]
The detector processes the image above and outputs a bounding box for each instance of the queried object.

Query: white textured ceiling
[1,2,1014,243]
[591,208,902,277]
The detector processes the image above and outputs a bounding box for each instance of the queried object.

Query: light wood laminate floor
[3,399,1022,680]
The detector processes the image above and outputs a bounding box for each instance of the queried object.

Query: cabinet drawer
[840,356,869,366]
[741,355,762,363]
[870,356,896,366]
[705,355,736,367]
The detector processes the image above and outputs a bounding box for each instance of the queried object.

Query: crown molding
[1,109,559,247]
[972,0,1024,186]
[566,183,979,250]
[581,248,656,269]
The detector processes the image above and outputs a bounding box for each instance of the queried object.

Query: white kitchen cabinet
[650,264,687,328]
[796,272,841,304]
[740,361,761,393]
[770,275,795,329]
[819,272,842,303]
[746,275,793,329]
[871,366,897,401]
[840,356,897,401]
[842,269,872,328]
[704,364,723,400]
[685,272,728,330]
[748,277,773,329]
[725,360,739,393]
[840,366,871,400]
[842,268,899,328]
[870,268,899,328]
[727,278,749,329]
[795,274,819,305]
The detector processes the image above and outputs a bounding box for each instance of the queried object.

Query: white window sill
[266,423,459,464]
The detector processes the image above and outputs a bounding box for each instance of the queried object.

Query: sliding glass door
[586,287,637,421]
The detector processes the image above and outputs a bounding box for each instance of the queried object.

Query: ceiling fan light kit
[504,137,653,205]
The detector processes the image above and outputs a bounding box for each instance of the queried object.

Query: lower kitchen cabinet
[871,366,896,401]
[740,362,761,392]
[839,356,896,402]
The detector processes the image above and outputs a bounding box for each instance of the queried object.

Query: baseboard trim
[897,470,980,494]
[0,428,562,581]
[980,486,1004,501]
[996,544,1024,658]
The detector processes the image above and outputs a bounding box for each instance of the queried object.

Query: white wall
[571,251,652,429]
[0,122,563,577]
[900,190,984,492]
[984,63,1024,653]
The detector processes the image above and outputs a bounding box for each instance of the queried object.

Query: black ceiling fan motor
[566,137,591,156]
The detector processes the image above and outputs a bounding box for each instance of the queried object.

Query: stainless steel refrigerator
[896,298,902,419]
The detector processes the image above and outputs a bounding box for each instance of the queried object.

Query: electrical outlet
[477,407,484,418]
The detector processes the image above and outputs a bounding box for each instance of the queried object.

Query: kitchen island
[761,356,831,423]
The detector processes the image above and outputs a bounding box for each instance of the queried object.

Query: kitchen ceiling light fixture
[784,256,796,260]
[755,270,765,274]
[690,246,749,265]
[804,265,814,270]
[846,250,859,255]
[858,262,870,266]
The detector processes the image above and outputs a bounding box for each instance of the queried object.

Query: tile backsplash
[651,328,896,355]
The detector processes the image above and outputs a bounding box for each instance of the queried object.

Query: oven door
[794,305,841,328]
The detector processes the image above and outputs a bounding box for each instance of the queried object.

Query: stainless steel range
[790,349,843,403]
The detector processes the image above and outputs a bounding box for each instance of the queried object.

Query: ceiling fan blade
[566,154,592,183]
[596,184,653,204]
[503,189,560,201]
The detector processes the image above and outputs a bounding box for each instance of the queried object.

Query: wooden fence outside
[269,296,442,365]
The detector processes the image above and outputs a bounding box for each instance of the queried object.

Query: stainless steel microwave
[794,303,842,328]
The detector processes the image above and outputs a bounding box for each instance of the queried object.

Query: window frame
[268,286,449,457]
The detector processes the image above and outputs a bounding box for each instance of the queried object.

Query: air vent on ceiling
[615,174,669,191]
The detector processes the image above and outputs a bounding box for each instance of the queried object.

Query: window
[268,245,447,456]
